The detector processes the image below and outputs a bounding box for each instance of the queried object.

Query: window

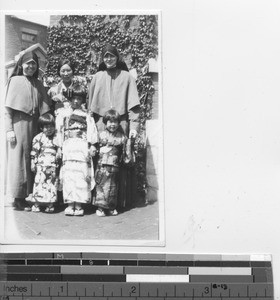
[22,32,36,42]
[21,32,37,50]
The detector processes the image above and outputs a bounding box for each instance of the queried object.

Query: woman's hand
[129,129,137,139]
[7,130,16,146]
[89,145,97,157]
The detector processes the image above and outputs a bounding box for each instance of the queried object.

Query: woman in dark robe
[88,44,140,209]
[5,51,51,210]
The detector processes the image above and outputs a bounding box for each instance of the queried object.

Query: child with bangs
[30,113,58,213]
[93,109,128,217]
[55,85,98,216]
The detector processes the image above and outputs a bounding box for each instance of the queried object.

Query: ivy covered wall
[46,14,159,202]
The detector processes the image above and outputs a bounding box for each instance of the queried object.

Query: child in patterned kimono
[56,86,98,216]
[30,113,58,213]
[94,109,127,217]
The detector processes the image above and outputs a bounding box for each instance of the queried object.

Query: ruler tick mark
[1,253,274,300]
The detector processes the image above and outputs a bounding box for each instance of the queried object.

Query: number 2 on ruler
[131,286,137,294]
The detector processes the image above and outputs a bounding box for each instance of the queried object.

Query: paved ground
[4,197,160,242]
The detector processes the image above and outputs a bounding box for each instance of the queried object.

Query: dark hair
[97,44,129,72]
[68,84,87,103]
[38,113,55,129]
[57,58,75,76]
[103,109,121,124]
[9,51,39,79]
[98,61,129,72]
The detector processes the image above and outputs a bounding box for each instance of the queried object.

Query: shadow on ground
[4,197,160,242]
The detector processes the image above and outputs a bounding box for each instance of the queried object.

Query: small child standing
[56,85,98,216]
[30,113,58,212]
[94,109,127,217]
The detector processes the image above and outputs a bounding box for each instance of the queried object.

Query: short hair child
[38,113,55,130]
[58,83,98,216]
[102,109,121,125]
[66,84,87,105]
[94,108,127,217]
[30,112,58,213]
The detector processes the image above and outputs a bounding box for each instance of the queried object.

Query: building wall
[146,72,160,202]
[151,73,159,120]
[5,15,48,62]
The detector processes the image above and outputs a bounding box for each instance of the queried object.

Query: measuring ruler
[0,253,274,299]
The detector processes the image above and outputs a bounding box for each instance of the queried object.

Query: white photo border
[0,10,165,248]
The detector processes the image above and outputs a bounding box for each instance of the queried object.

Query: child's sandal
[45,205,54,213]
[74,208,84,216]
[64,206,74,216]
[31,205,40,212]
[96,208,106,217]
[108,209,118,216]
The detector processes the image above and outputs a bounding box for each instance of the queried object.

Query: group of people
[5,44,140,217]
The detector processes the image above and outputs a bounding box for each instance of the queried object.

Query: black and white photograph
[1,12,164,245]
[2,0,280,297]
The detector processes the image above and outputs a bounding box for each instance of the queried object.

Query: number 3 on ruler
[204,287,210,294]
